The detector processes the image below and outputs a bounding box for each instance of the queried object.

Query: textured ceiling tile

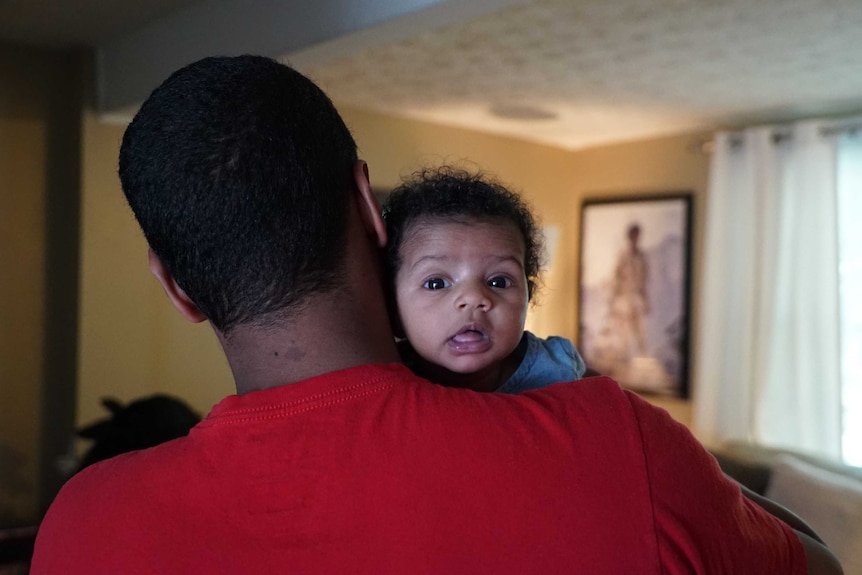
[303,0,862,150]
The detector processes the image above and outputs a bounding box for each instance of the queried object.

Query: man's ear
[353,160,387,248]
[148,249,207,323]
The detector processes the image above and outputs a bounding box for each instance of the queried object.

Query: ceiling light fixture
[489,103,558,121]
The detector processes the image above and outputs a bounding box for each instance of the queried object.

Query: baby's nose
[456,283,492,311]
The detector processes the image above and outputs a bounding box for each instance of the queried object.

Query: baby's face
[394,220,529,377]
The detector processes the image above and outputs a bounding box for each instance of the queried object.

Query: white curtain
[694,121,843,459]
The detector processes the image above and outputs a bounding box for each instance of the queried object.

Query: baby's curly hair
[382,167,545,301]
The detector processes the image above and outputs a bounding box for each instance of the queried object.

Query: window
[838,136,862,466]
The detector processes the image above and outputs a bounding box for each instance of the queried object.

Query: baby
[382,167,586,393]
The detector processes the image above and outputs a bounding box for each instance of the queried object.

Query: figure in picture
[605,222,650,364]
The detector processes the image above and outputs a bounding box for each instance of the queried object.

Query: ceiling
[3,0,862,151]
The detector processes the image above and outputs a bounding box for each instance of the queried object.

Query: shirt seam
[626,391,666,575]
[202,381,399,427]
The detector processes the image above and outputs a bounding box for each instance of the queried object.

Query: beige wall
[72,101,711,447]
[76,115,233,429]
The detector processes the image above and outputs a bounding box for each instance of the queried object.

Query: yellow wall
[76,115,233,428]
[72,101,710,444]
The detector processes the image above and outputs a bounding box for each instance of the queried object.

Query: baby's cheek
[399,312,428,342]
[394,297,416,330]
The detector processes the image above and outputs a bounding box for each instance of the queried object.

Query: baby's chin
[438,356,502,377]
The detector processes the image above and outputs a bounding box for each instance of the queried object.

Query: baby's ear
[391,315,406,340]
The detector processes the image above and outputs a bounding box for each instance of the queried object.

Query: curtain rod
[820,119,862,137]
[691,116,862,154]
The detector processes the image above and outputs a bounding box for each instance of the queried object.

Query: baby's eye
[423,278,451,290]
[488,276,512,289]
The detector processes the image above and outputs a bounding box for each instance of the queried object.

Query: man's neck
[214,178,400,395]
[218,292,400,395]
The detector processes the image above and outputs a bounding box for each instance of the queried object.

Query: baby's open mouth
[451,329,486,344]
[447,326,492,354]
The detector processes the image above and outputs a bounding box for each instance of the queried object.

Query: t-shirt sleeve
[624,391,807,574]
[31,469,101,574]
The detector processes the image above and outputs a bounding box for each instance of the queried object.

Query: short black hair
[119,55,358,333]
[382,167,544,300]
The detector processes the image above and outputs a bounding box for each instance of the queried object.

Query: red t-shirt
[32,364,804,574]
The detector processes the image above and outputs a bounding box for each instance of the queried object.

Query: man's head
[119,55,358,334]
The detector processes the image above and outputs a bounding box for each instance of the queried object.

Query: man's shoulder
[33,441,190,571]
[532,376,644,418]
[46,437,190,516]
[514,376,690,452]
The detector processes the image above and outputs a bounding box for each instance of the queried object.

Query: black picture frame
[577,193,693,398]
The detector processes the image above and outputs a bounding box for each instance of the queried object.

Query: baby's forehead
[405,215,521,238]
[400,217,526,259]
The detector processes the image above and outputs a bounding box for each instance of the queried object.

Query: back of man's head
[119,55,358,333]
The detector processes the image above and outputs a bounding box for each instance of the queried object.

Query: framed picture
[577,193,693,398]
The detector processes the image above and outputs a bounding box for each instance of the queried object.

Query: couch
[712,442,862,575]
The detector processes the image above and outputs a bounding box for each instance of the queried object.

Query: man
[32,55,841,574]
